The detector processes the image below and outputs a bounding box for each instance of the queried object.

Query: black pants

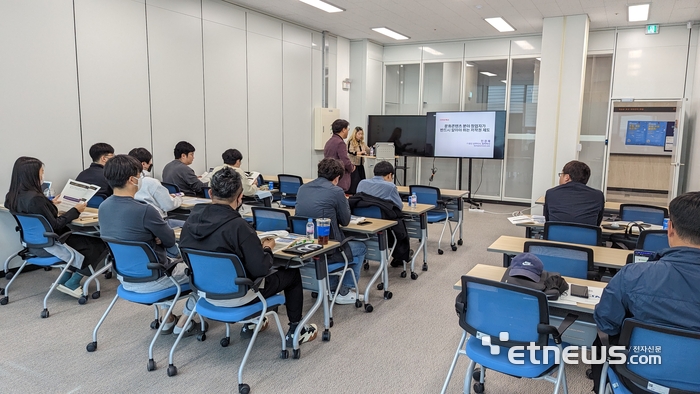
[258,268,303,324]
[66,234,109,273]
[389,226,411,262]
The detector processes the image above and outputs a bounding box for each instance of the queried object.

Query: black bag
[610,222,645,250]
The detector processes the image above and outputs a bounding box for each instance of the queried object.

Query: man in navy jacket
[544,160,605,226]
[592,191,700,389]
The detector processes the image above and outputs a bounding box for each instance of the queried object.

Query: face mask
[131,176,142,191]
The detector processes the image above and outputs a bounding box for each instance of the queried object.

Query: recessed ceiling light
[485,17,515,32]
[536,57,541,61]
[628,4,650,22]
[372,27,410,40]
[465,63,474,67]
[422,47,443,56]
[480,71,497,77]
[500,80,507,84]
[299,0,344,13]
[513,40,534,50]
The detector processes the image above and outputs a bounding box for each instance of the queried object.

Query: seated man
[295,158,367,305]
[544,160,605,226]
[211,149,259,197]
[591,191,700,390]
[76,142,114,200]
[355,160,411,267]
[129,147,183,225]
[162,141,208,197]
[99,155,203,337]
[178,167,317,346]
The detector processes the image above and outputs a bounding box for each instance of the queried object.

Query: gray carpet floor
[0,204,594,393]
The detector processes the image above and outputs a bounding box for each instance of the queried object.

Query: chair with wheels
[599,319,700,394]
[619,204,668,226]
[86,237,193,373]
[168,249,287,393]
[524,241,596,280]
[1,213,77,318]
[87,195,105,208]
[161,182,181,195]
[352,205,398,277]
[442,275,577,394]
[252,207,290,232]
[544,221,602,246]
[635,230,669,252]
[409,185,455,254]
[277,174,303,208]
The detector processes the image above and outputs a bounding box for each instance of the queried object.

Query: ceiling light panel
[299,0,344,13]
[372,27,410,40]
[480,71,497,77]
[484,17,515,32]
[628,4,650,22]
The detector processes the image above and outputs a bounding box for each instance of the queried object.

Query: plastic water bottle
[411,192,417,208]
[305,218,315,240]
[369,146,374,156]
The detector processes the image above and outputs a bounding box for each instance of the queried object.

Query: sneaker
[285,324,318,347]
[57,284,83,299]
[240,316,269,339]
[160,315,180,335]
[390,259,403,268]
[174,320,209,338]
[334,289,360,305]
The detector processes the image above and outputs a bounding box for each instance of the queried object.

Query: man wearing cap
[591,191,700,390]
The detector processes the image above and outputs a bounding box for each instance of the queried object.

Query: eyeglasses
[558,172,565,177]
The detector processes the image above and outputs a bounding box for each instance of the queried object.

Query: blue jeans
[329,240,366,293]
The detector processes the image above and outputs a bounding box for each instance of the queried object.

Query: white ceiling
[224,0,700,44]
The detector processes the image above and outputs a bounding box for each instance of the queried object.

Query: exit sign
[646,24,659,34]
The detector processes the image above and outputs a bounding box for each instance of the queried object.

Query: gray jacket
[295,177,352,256]
[162,159,207,196]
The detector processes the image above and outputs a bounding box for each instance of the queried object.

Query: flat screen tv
[425,111,506,159]
[367,115,428,157]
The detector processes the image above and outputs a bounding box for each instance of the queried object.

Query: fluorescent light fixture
[628,4,650,22]
[480,71,497,77]
[299,0,344,13]
[465,62,474,67]
[500,80,507,84]
[422,47,443,56]
[485,17,515,32]
[536,57,541,61]
[513,40,534,50]
[372,27,409,40]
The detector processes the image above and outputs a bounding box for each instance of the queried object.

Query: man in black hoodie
[178,167,317,346]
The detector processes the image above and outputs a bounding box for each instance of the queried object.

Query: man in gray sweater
[162,141,208,197]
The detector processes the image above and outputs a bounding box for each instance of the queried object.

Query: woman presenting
[347,126,369,194]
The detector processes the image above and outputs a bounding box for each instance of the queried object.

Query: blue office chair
[442,276,577,394]
[168,249,287,391]
[288,215,314,237]
[352,205,399,276]
[87,195,105,208]
[86,238,193,373]
[599,319,700,394]
[524,241,595,280]
[278,174,303,208]
[1,213,76,318]
[202,187,211,199]
[409,185,455,254]
[161,182,181,195]
[544,221,602,246]
[619,204,668,226]
[635,230,669,252]
[252,207,290,232]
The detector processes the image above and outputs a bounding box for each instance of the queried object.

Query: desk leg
[421,213,428,272]
[457,198,464,246]
[293,259,328,358]
[363,230,392,313]
[502,254,514,268]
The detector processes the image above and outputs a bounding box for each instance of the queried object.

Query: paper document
[245,171,261,186]
[551,286,603,306]
[350,215,366,225]
[57,179,99,213]
[508,215,544,225]
[79,212,98,219]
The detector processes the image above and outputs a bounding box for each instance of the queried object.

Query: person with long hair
[4,157,108,298]
[347,126,369,194]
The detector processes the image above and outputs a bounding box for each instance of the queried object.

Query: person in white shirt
[128,148,183,225]
[211,149,260,197]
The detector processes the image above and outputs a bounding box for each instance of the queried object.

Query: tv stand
[458,158,481,209]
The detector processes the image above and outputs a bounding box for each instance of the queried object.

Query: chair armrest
[148,260,178,276]
[597,329,610,348]
[235,268,279,293]
[44,231,72,244]
[335,235,356,249]
[435,199,447,210]
[538,313,578,344]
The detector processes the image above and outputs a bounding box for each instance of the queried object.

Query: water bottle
[305,218,315,240]
[369,146,374,157]
[411,192,417,208]
[268,181,274,191]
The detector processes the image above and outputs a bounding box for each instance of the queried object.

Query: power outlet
[469,208,485,213]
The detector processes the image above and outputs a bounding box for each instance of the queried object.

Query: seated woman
[4,157,108,298]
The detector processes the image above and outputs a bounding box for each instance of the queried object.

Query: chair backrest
[180,248,248,300]
[161,182,180,194]
[409,185,441,207]
[278,174,303,195]
[544,221,602,246]
[252,207,290,232]
[87,195,105,208]
[13,213,56,248]
[101,237,162,283]
[459,276,550,347]
[352,206,383,219]
[289,215,314,237]
[615,319,700,392]
[636,230,669,251]
[202,187,211,199]
[524,241,594,279]
[620,204,668,225]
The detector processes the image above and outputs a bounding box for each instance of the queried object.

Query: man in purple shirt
[323,119,355,192]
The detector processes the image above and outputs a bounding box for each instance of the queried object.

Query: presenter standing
[347,126,369,194]
[323,119,355,193]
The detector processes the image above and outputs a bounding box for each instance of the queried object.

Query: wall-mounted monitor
[367,115,428,157]
[425,111,506,159]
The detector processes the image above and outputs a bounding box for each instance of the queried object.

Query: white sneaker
[334,290,360,305]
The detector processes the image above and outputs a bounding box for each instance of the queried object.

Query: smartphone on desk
[570,284,589,299]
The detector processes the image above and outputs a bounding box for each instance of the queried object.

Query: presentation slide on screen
[433,111,496,158]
